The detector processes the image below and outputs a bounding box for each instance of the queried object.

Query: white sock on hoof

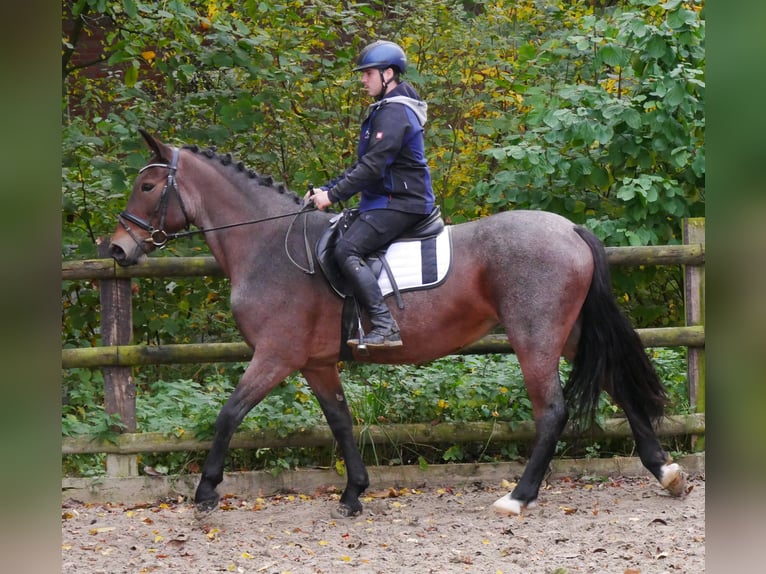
[492,496,536,515]
[660,462,687,497]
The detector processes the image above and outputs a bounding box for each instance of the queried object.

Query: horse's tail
[564,226,667,427]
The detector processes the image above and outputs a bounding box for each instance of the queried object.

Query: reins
[121,148,319,274]
[165,204,317,243]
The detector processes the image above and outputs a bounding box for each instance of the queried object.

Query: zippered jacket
[325,82,434,214]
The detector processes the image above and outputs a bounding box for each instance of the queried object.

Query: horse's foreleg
[194,357,293,517]
[493,369,568,515]
[194,390,245,514]
[303,366,369,517]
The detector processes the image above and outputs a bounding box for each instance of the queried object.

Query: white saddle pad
[377,227,452,296]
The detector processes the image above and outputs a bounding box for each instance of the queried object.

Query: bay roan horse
[109,130,686,518]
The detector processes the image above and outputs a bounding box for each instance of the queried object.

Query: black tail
[564,226,667,427]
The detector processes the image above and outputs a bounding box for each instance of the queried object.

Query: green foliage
[62,0,704,244]
[344,355,533,425]
[475,0,704,246]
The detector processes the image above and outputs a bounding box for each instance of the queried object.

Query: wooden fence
[61,219,705,477]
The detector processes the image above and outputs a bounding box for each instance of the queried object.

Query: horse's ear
[138,128,173,162]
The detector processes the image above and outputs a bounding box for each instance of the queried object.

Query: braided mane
[182,144,302,205]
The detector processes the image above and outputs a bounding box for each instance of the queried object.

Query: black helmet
[352,40,407,74]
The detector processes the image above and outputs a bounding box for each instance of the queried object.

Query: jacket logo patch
[375,131,384,139]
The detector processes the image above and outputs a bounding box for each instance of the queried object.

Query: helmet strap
[374,69,387,100]
[376,68,396,101]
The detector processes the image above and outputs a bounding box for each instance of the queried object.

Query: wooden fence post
[683,218,705,451]
[97,239,138,477]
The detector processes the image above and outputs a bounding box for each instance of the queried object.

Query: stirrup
[347,329,402,349]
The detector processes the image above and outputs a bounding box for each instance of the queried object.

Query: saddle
[315,206,450,309]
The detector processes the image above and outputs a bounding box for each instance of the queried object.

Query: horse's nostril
[108,243,125,261]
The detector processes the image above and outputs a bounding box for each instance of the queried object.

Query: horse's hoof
[660,462,687,497]
[331,503,362,519]
[491,495,537,515]
[194,497,220,521]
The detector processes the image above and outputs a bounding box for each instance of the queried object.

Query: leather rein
[118,147,317,273]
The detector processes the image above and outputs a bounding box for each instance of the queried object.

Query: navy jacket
[325,82,434,214]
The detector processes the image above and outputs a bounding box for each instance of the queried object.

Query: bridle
[118,147,190,250]
[118,146,318,273]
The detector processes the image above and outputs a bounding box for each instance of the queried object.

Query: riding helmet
[352,40,407,74]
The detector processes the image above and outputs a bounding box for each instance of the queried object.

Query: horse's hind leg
[302,366,370,517]
[610,389,687,497]
[194,356,294,516]
[493,354,568,515]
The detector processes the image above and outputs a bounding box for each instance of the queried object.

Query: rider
[307,40,435,349]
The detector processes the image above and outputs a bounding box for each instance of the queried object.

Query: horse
[108,129,686,518]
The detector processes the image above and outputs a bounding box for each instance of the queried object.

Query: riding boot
[341,256,402,348]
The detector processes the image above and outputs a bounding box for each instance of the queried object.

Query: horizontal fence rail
[61,244,705,281]
[61,327,706,369]
[61,414,705,455]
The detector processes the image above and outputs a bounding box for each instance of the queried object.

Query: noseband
[119,147,191,250]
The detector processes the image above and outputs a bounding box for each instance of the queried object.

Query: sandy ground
[61,473,704,574]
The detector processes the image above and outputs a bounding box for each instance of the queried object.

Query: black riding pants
[333,209,427,267]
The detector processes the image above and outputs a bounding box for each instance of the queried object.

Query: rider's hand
[307,188,331,211]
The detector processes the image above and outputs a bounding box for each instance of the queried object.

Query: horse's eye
[141,183,154,192]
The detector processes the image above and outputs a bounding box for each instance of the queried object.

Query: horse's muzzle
[108,238,146,267]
